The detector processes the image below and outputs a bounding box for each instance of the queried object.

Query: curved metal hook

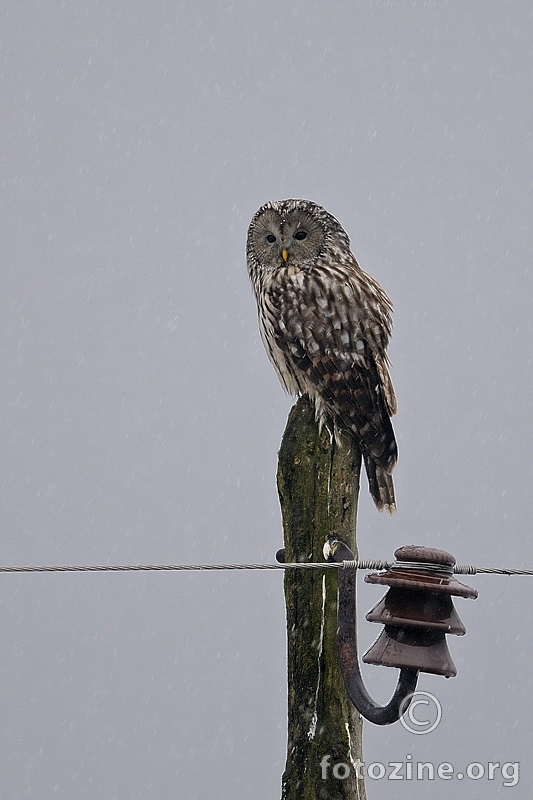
[325,537,419,725]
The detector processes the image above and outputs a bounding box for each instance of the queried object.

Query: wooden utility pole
[277,397,367,800]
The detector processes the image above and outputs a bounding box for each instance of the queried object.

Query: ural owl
[246,199,397,513]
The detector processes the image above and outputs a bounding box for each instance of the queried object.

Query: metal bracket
[325,537,419,725]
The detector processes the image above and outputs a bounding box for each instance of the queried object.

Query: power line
[0,560,531,575]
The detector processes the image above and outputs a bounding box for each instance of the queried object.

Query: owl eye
[266,234,277,244]
[294,230,307,241]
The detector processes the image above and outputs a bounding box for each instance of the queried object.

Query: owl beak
[281,248,289,263]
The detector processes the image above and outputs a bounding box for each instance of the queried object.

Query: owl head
[246,199,351,275]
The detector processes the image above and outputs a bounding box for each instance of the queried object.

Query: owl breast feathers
[246,198,398,513]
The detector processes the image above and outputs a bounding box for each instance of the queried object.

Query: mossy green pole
[277,397,367,800]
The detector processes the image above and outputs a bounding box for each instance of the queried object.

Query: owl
[246,199,397,513]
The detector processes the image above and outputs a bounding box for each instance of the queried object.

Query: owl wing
[375,353,397,417]
[271,274,397,472]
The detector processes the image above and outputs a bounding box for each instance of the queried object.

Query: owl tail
[363,452,396,513]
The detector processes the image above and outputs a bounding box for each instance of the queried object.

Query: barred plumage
[246,199,398,513]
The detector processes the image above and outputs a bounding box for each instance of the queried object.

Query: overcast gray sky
[1,1,532,798]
